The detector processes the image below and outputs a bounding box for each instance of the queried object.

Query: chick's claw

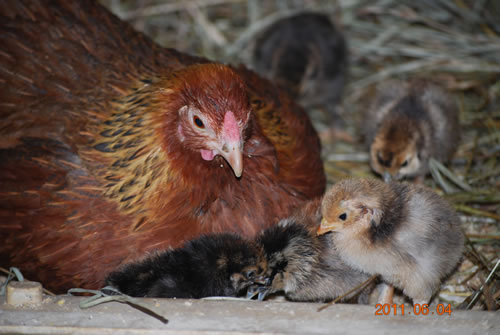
[246,285,259,299]
[246,285,271,301]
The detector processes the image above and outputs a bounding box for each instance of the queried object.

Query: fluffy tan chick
[363,80,460,182]
[318,178,464,305]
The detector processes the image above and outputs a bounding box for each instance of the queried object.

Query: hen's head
[164,63,251,178]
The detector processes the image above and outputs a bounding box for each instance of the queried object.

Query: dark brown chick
[106,233,266,298]
[251,12,348,117]
[249,199,370,302]
[318,178,464,305]
[363,80,460,182]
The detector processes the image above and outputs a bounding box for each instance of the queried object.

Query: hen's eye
[401,160,408,167]
[193,116,204,128]
[338,213,347,221]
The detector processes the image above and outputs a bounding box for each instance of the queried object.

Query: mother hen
[0,1,325,292]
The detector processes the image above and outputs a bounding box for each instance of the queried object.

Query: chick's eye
[193,116,204,128]
[338,213,347,221]
[246,270,256,279]
[401,160,408,167]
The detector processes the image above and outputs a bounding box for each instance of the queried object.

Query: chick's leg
[413,299,430,306]
[378,283,394,305]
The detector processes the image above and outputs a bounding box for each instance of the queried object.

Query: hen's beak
[220,140,243,178]
[317,218,341,235]
[220,111,244,178]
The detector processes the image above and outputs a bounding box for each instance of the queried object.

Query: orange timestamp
[375,303,452,316]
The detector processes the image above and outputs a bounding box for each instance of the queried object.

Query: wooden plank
[0,295,498,334]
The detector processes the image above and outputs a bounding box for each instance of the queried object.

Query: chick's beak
[317,218,341,235]
[253,275,270,286]
[219,140,243,178]
[382,172,392,183]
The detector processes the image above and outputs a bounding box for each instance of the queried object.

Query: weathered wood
[0,295,498,334]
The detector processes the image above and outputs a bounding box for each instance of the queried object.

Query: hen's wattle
[0,1,325,292]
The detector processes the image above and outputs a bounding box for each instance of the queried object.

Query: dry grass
[100,0,499,311]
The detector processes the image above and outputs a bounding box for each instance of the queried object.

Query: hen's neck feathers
[84,66,261,232]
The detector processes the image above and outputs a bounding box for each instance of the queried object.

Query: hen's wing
[0,1,201,139]
[0,0,201,290]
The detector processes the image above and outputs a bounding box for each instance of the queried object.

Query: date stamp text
[375,303,452,316]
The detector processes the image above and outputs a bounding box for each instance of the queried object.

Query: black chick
[251,12,348,117]
[106,233,266,298]
[249,200,370,302]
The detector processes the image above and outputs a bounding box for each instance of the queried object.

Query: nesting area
[0,3,498,329]
[97,0,499,311]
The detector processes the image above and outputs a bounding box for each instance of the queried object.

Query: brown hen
[0,1,325,292]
